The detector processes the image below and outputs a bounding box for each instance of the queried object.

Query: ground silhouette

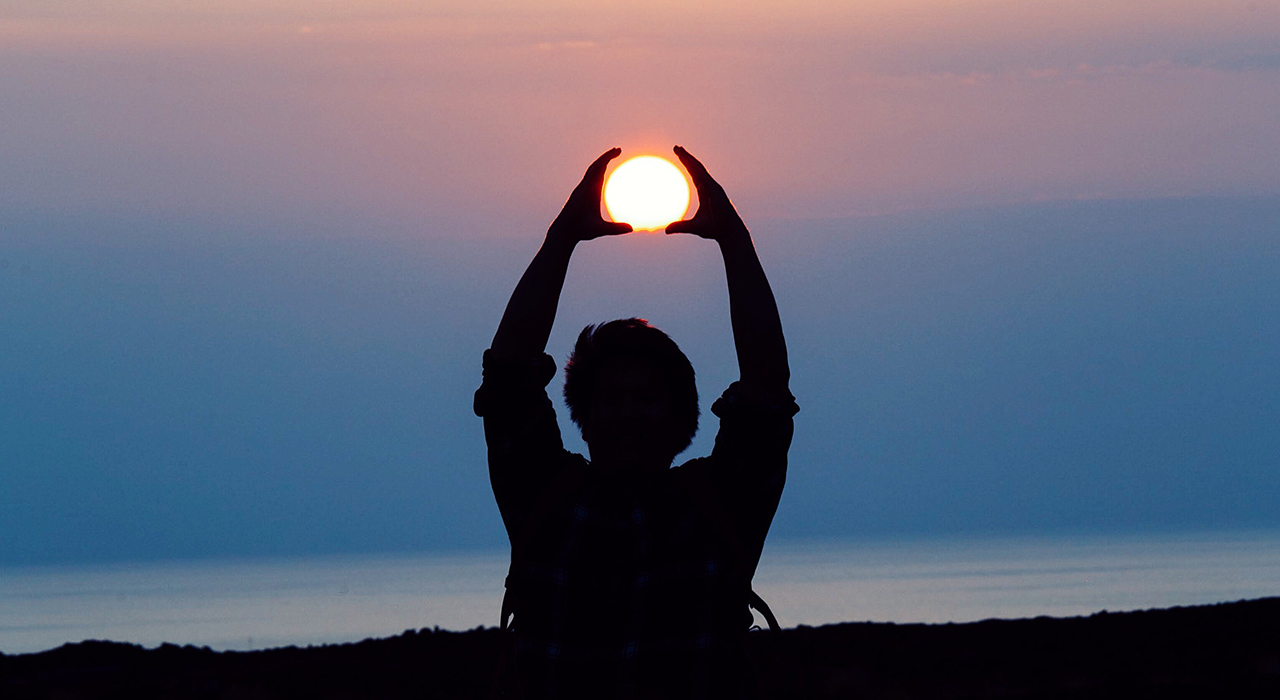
[4,597,1278,699]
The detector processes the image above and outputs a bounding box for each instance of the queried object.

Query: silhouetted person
[475,146,796,699]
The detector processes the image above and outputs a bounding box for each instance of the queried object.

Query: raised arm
[667,146,791,402]
[489,148,632,361]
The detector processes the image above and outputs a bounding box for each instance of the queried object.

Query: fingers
[585,147,622,198]
[673,145,729,206]
[589,147,621,176]
[672,145,705,177]
[673,145,713,188]
[563,148,621,214]
[582,150,628,239]
[668,147,707,236]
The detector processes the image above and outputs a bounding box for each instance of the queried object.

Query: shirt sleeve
[473,349,574,540]
[702,381,799,569]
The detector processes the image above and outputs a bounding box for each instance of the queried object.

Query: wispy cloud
[1208,53,1280,72]
[533,40,597,51]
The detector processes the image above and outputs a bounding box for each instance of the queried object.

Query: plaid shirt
[474,351,797,699]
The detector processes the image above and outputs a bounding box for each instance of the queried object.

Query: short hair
[563,318,699,454]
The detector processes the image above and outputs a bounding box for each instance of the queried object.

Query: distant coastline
[4,598,1278,698]
[5,531,1279,655]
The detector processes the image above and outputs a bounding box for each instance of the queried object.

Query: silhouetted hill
[3,597,1278,699]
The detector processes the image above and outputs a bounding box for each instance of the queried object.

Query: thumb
[664,218,696,234]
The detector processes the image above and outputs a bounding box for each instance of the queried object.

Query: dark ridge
[3,598,1278,699]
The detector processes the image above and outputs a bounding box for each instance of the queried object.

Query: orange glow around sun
[603,156,691,231]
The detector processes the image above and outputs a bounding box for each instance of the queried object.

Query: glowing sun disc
[603,156,690,231]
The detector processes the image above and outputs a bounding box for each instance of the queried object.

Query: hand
[547,148,634,244]
[666,145,748,243]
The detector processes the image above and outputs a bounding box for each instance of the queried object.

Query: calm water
[3,532,1278,654]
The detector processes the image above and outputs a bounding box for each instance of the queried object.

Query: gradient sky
[2,1,1278,565]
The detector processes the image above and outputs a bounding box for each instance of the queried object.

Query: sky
[2,1,1279,566]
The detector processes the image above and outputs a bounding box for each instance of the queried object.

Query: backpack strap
[490,459,591,700]
[747,590,781,633]
[678,465,781,633]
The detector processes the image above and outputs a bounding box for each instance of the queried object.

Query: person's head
[564,319,698,471]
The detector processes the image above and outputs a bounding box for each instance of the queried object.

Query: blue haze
[1,197,1278,566]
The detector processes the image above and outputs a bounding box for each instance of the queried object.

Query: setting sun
[603,156,691,231]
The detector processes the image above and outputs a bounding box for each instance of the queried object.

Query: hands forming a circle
[665,145,747,243]
[548,146,746,245]
[547,148,633,244]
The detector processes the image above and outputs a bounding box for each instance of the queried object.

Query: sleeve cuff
[473,350,559,417]
[710,381,799,419]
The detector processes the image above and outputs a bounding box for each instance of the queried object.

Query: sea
[3,531,1278,655]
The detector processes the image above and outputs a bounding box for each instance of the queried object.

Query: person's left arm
[666,146,797,557]
[667,145,790,404]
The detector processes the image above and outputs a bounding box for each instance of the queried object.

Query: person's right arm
[489,148,631,361]
[477,149,631,535]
